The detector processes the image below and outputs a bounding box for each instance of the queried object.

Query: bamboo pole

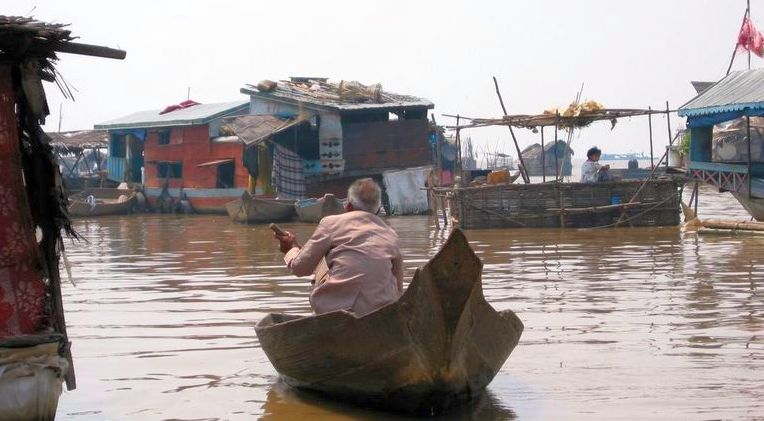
[747,115,753,199]
[554,113,560,181]
[665,101,672,170]
[492,76,530,183]
[541,126,546,182]
[702,219,764,231]
[648,106,654,168]
[727,6,750,75]
[749,0,752,70]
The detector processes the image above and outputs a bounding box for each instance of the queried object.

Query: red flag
[737,17,764,57]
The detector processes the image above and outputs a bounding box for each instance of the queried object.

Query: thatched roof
[48,130,108,152]
[449,108,657,131]
[0,15,74,82]
[220,115,307,146]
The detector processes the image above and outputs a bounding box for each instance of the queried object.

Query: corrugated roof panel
[95,100,249,130]
[679,69,764,117]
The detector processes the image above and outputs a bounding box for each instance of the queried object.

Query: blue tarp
[110,129,147,141]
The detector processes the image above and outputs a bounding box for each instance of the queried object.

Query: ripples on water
[57,185,762,420]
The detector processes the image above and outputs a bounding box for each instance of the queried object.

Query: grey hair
[347,178,381,213]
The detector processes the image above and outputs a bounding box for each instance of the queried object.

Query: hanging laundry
[272,144,305,199]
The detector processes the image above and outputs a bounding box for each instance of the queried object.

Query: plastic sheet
[0,342,67,421]
[382,166,432,215]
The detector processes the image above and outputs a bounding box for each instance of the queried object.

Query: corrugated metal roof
[95,100,250,130]
[679,69,764,117]
[690,81,714,95]
[240,79,433,112]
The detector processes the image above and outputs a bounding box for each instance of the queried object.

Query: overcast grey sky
[6,0,759,156]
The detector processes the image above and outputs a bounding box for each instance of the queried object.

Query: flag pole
[727,4,751,75]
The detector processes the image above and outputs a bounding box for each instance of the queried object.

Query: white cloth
[580,160,602,183]
[382,166,431,215]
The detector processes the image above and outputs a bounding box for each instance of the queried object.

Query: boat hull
[255,229,523,414]
[144,187,246,214]
[731,192,764,221]
[226,193,296,224]
[68,188,135,217]
[295,194,345,223]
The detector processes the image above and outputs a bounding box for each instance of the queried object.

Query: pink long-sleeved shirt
[284,210,403,317]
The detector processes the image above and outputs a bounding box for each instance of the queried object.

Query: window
[158,130,170,145]
[157,161,182,179]
[216,161,234,188]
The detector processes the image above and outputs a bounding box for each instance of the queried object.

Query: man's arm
[284,222,332,277]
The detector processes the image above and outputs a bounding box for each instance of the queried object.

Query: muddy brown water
[56,185,763,420]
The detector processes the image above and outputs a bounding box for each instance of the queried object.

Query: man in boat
[581,146,611,182]
[274,178,404,317]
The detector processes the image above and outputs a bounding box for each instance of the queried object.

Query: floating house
[519,140,574,177]
[95,100,250,213]
[678,68,764,220]
[238,78,435,198]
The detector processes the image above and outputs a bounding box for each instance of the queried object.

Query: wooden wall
[341,118,430,174]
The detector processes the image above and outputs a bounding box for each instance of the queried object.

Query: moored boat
[295,194,345,223]
[68,188,136,217]
[255,229,523,414]
[225,191,296,223]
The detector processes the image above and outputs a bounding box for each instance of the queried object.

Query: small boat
[255,229,523,415]
[225,191,296,223]
[295,194,345,223]
[68,188,136,217]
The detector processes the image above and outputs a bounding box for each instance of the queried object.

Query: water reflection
[260,381,517,421]
[56,186,764,420]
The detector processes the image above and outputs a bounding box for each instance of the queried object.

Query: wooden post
[492,76,530,184]
[648,106,654,168]
[456,115,462,183]
[541,126,546,182]
[665,102,672,169]
[747,115,753,199]
[693,181,700,216]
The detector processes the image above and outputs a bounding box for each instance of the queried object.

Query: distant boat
[255,229,523,414]
[295,194,345,223]
[68,188,136,217]
[225,192,295,223]
[600,152,649,160]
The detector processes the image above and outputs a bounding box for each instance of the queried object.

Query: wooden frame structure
[435,85,684,229]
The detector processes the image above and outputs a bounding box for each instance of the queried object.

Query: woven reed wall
[452,179,681,229]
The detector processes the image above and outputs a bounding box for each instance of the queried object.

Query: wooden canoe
[68,188,135,217]
[225,191,296,224]
[295,194,345,223]
[255,228,523,414]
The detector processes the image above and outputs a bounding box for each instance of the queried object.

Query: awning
[197,158,233,167]
[220,115,307,147]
